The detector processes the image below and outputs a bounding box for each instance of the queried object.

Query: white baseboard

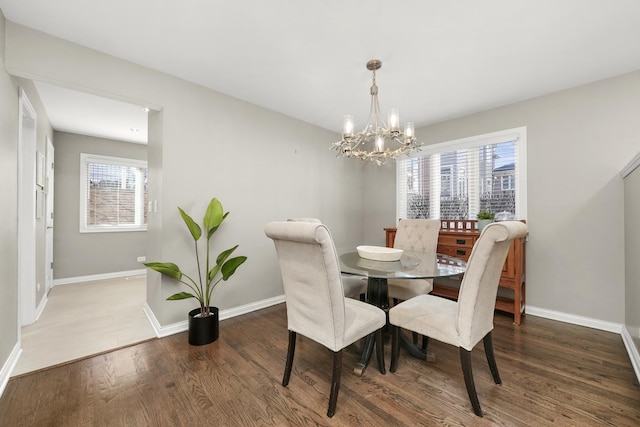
[621,325,640,384]
[143,294,286,338]
[526,305,623,333]
[53,269,147,287]
[0,343,22,399]
[34,293,48,322]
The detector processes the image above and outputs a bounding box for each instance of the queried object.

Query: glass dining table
[339,249,467,376]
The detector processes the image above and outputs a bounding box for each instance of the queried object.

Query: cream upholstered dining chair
[388,221,528,417]
[264,221,386,417]
[387,219,441,303]
[287,218,367,300]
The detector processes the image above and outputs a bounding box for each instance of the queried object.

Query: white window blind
[397,127,527,221]
[80,154,148,233]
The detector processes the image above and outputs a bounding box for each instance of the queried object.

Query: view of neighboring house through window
[80,153,148,232]
[396,127,527,221]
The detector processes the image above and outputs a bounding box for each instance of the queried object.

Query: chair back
[456,221,528,350]
[393,219,441,252]
[264,221,348,351]
[287,217,322,223]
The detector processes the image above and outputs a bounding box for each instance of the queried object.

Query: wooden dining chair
[287,217,367,300]
[388,221,528,417]
[264,221,386,417]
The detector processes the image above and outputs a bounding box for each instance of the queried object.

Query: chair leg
[390,325,400,373]
[421,335,429,351]
[460,347,483,417]
[483,332,502,384]
[327,350,343,417]
[282,331,296,387]
[412,331,419,345]
[375,329,386,374]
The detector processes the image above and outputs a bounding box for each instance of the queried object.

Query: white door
[18,88,38,326]
[45,136,55,293]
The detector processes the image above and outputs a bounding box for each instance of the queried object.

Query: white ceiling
[2,0,640,143]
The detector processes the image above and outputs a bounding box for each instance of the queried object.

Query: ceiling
[2,0,640,143]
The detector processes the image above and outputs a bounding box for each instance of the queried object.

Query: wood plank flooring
[13,275,155,376]
[2,304,639,426]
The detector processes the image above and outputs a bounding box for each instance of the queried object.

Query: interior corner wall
[0,8,20,376]
[415,70,640,324]
[52,131,148,279]
[3,21,366,326]
[624,164,640,351]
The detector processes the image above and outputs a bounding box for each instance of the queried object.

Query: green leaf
[208,212,229,239]
[166,292,196,300]
[216,245,238,266]
[178,207,201,241]
[207,265,221,283]
[144,262,182,280]
[203,198,224,235]
[221,256,247,280]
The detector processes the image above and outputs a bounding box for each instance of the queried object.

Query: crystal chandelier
[331,59,422,165]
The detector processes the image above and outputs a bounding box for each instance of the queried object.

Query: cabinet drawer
[438,234,475,248]
[438,245,471,260]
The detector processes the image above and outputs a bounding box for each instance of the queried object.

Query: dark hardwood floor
[2,303,639,426]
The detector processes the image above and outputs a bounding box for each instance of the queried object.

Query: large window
[397,127,527,221]
[80,153,148,233]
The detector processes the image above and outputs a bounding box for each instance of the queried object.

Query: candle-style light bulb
[343,115,355,138]
[404,122,415,140]
[388,108,400,132]
[375,134,385,152]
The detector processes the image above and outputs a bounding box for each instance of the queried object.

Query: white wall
[408,70,640,324]
[0,9,20,378]
[3,22,367,326]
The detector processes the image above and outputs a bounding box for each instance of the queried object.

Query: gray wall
[408,70,640,324]
[624,161,640,353]
[0,8,19,374]
[3,22,366,327]
[52,131,148,279]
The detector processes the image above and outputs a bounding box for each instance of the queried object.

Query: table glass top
[339,249,466,280]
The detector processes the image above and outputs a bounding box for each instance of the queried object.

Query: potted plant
[476,210,495,232]
[144,197,247,346]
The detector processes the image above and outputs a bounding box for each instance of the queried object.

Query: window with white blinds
[396,127,527,221]
[80,153,148,233]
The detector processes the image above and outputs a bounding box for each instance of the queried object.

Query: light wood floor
[12,275,155,376]
[2,304,639,426]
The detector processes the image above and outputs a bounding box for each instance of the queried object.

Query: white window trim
[396,126,527,221]
[79,153,148,233]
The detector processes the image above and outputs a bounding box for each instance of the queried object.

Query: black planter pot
[188,307,219,346]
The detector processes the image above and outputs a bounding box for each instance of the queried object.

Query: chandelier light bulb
[343,115,355,137]
[388,108,400,132]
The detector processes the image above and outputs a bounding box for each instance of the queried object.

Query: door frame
[18,88,38,326]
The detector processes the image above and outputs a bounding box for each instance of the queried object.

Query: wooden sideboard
[384,219,527,325]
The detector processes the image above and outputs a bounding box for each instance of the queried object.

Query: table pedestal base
[352,277,436,376]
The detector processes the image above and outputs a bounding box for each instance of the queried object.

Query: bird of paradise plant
[144,197,247,317]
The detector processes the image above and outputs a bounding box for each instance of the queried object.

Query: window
[397,127,527,220]
[80,153,148,233]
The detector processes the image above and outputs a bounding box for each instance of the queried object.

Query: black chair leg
[412,331,419,345]
[375,329,386,374]
[282,331,296,387]
[421,335,429,351]
[327,350,343,417]
[483,332,502,384]
[390,325,400,373]
[460,347,483,417]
